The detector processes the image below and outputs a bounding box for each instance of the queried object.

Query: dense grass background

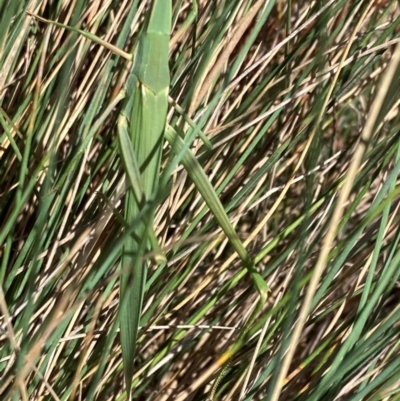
[1,0,400,400]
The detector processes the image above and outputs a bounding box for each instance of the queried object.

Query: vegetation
[1,0,400,400]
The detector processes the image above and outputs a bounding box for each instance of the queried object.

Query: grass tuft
[1,1,400,400]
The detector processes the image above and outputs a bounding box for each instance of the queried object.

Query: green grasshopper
[117,1,171,397]
[28,0,269,397]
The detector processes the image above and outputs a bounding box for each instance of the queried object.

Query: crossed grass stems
[1,0,400,400]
